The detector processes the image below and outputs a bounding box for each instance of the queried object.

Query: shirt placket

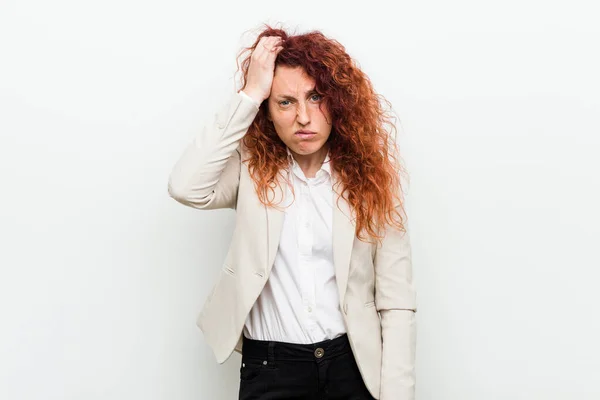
[297,179,317,332]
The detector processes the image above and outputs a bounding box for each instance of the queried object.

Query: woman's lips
[295,131,316,139]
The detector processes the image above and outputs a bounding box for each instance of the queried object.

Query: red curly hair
[235,24,408,246]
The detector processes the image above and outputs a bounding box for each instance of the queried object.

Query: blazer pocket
[364,301,376,308]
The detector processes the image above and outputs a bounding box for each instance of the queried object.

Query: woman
[168,25,417,400]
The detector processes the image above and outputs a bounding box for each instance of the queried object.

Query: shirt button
[307,306,312,313]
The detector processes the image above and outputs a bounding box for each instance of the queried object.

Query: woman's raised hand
[243,36,284,104]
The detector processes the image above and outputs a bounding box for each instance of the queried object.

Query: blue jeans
[239,333,376,400]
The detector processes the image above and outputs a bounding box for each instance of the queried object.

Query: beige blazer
[168,91,417,400]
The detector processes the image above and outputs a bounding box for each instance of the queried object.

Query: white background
[1,0,599,399]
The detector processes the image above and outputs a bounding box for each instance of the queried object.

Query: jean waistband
[242,333,351,362]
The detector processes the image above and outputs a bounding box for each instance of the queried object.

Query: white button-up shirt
[241,142,347,344]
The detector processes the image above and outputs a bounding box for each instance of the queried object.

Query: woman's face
[267,66,332,157]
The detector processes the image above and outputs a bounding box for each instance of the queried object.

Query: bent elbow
[167,178,188,203]
[167,179,200,206]
[167,180,216,209]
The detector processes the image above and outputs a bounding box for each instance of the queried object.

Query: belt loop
[268,341,275,364]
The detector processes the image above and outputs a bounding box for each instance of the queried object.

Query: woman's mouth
[295,130,317,139]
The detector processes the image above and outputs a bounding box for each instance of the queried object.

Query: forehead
[271,66,315,94]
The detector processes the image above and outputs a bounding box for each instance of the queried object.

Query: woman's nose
[296,103,310,124]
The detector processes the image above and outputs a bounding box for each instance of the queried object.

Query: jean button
[314,348,324,358]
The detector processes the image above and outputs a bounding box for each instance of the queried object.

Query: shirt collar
[286,146,331,176]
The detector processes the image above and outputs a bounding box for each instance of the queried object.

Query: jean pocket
[240,357,269,382]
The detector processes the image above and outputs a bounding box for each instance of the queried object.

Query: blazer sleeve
[374,208,418,400]
[168,91,260,210]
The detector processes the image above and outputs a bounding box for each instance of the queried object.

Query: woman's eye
[279,95,320,106]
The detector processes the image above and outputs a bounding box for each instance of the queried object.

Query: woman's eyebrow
[276,88,318,100]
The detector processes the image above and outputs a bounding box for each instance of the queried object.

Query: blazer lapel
[264,167,357,305]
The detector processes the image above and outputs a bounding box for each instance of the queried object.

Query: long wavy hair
[235,24,408,246]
